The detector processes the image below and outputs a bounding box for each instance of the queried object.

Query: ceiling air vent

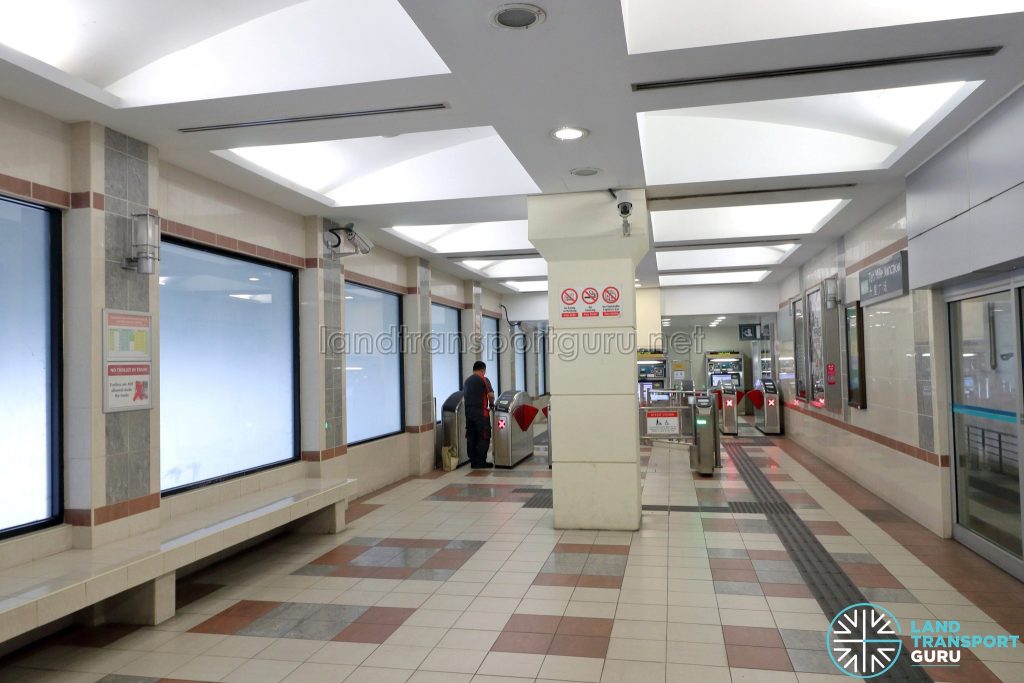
[632,46,1000,91]
[178,103,448,133]
[492,4,546,29]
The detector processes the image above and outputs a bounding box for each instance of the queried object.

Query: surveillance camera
[617,201,632,218]
[346,229,374,255]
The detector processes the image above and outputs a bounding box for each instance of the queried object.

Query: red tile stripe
[300,445,348,462]
[65,492,161,527]
[845,237,909,276]
[405,423,436,434]
[0,172,71,208]
[343,270,413,296]
[430,294,472,309]
[160,218,306,269]
[787,400,948,467]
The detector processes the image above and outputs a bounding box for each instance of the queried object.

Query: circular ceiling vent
[570,167,601,177]
[492,4,546,29]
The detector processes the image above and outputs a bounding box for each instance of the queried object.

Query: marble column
[529,190,650,531]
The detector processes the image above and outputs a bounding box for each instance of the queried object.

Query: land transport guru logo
[827,602,1021,678]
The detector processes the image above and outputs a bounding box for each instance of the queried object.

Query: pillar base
[552,462,641,531]
[294,501,347,534]
[84,572,176,626]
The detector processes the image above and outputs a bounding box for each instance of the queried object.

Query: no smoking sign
[581,287,599,305]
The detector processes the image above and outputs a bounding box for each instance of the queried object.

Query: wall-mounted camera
[325,222,374,256]
[617,201,632,218]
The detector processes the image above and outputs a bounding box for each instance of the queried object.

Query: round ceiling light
[570,166,601,177]
[552,126,588,141]
[492,4,546,29]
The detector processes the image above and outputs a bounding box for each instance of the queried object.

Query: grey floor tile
[350,547,403,567]
[97,677,160,683]
[830,552,881,565]
[755,570,806,585]
[779,629,828,651]
[445,540,484,550]
[713,581,764,596]
[788,648,836,673]
[752,559,799,573]
[237,617,301,638]
[309,604,369,623]
[265,602,324,620]
[282,619,348,641]
[707,548,749,559]
[410,568,457,581]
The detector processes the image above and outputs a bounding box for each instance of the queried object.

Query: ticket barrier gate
[751,379,783,435]
[639,390,720,476]
[494,391,538,468]
[440,391,469,469]
[691,395,721,476]
[714,382,742,436]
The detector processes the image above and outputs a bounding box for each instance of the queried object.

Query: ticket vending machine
[691,395,721,476]
[705,352,744,391]
[493,391,537,468]
[755,379,783,435]
[717,381,739,436]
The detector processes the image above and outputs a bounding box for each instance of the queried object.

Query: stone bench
[0,476,356,644]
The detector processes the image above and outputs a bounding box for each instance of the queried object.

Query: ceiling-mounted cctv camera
[325,222,374,256]
[618,201,632,237]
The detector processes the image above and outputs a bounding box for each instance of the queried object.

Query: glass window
[807,288,824,405]
[514,327,527,392]
[950,291,1020,557]
[483,315,500,395]
[793,298,807,400]
[160,241,297,492]
[0,197,59,536]
[346,284,402,443]
[431,303,461,421]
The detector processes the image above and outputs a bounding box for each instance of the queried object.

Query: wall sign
[826,362,837,386]
[739,323,760,341]
[859,250,909,306]
[646,410,681,436]
[102,309,153,413]
[558,285,623,319]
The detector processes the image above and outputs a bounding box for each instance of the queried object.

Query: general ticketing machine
[706,352,744,390]
[440,391,469,468]
[717,381,739,436]
[691,395,721,476]
[493,391,537,468]
[638,358,667,399]
[754,379,783,435]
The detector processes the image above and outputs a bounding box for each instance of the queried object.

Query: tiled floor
[3,424,1024,683]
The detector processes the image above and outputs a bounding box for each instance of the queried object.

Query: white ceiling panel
[386,220,533,254]
[651,200,845,243]
[622,0,1024,54]
[638,82,978,184]
[461,258,548,279]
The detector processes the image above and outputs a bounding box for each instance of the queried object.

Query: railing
[965,423,1019,476]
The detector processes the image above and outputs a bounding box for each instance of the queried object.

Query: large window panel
[0,197,59,536]
[483,315,500,395]
[346,284,402,443]
[160,241,297,492]
[431,303,461,421]
[793,298,807,400]
[514,327,527,392]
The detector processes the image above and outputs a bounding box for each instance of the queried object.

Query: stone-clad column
[403,258,435,473]
[529,190,650,531]
[461,281,483,379]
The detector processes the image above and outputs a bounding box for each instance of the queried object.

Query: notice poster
[105,363,152,412]
[559,287,579,318]
[601,286,621,317]
[646,410,680,436]
[102,309,153,413]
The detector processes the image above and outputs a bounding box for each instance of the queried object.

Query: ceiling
[3,1,1024,294]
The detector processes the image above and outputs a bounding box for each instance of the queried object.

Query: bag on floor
[441,446,459,472]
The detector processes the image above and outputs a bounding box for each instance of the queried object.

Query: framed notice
[102,309,153,412]
[845,304,866,409]
[646,410,681,436]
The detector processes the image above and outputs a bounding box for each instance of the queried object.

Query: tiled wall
[776,196,952,535]
[0,96,70,191]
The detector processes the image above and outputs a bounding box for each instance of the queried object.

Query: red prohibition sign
[602,286,620,304]
[581,287,599,305]
[560,288,578,306]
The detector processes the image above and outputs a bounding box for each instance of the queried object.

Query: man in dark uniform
[463,361,495,468]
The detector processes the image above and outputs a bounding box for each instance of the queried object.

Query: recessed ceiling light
[552,126,589,142]
[492,4,546,29]
[570,167,601,177]
[652,200,844,243]
[504,280,548,293]
[656,244,797,270]
[387,220,532,254]
[249,277,260,282]
[460,258,548,279]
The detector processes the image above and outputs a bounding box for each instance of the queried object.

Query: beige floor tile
[307,641,379,666]
[344,666,414,683]
[419,646,487,674]
[615,603,667,622]
[114,651,193,678]
[730,667,798,682]
[611,619,667,640]
[384,625,447,648]
[282,661,357,683]
[258,638,326,662]
[408,671,472,683]
[167,654,247,681]
[222,658,301,683]
[599,658,666,683]
[454,611,512,631]
[538,654,605,682]
[361,644,432,670]
[666,641,727,666]
[666,663,731,683]
[719,608,776,628]
[607,637,666,662]
[438,627,501,651]
[565,601,617,619]
[478,651,546,678]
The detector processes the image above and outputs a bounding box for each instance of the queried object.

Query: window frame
[344,281,406,447]
[0,196,63,541]
[483,314,500,396]
[431,302,463,422]
[159,236,301,496]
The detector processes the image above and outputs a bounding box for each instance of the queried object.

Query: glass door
[949,290,1022,559]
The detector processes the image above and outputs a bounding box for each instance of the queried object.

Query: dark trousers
[466,416,491,466]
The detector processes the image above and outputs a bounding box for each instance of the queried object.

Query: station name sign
[859,250,909,306]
